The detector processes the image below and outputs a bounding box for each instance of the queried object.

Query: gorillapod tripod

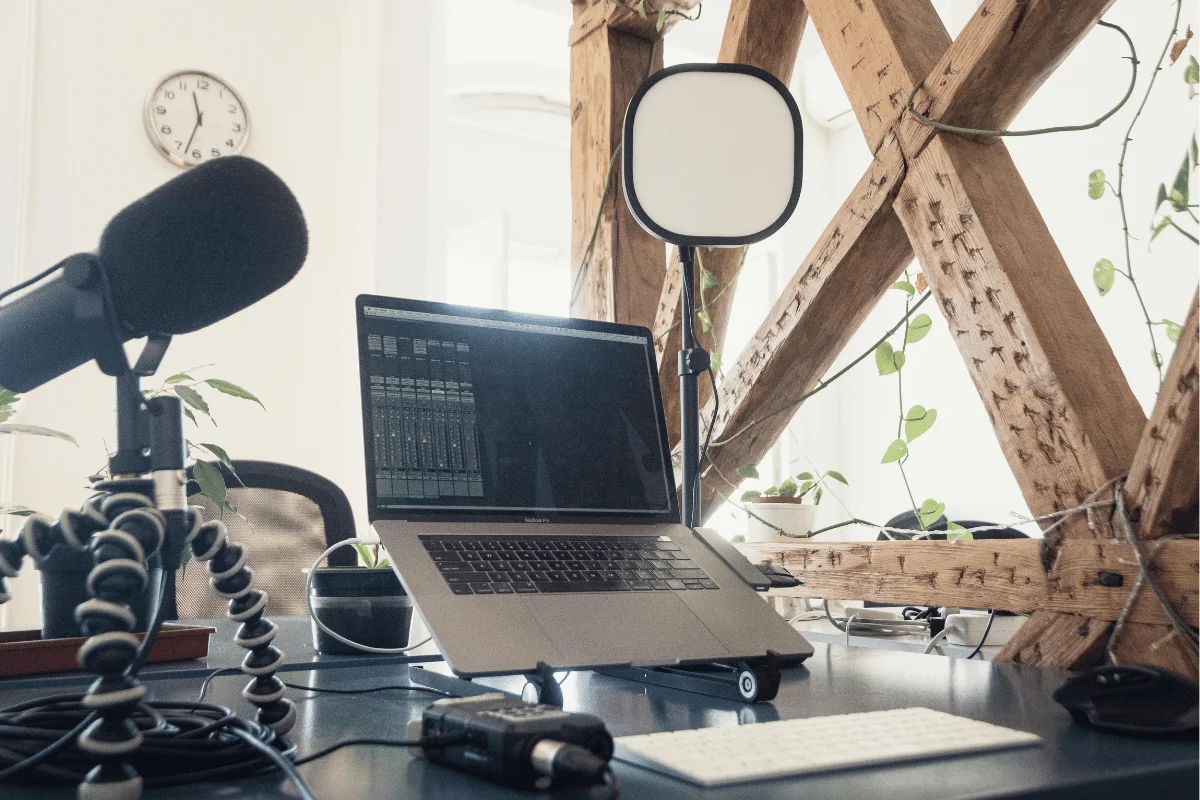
[0,258,296,799]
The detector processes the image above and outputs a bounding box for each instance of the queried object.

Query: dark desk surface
[1,618,1195,799]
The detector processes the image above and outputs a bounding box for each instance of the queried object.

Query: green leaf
[0,505,35,517]
[763,486,780,497]
[1171,155,1190,209]
[192,459,227,509]
[1156,182,1169,212]
[904,405,938,443]
[1152,349,1164,367]
[636,0,646,18]
[351,542,377,568]
[736,465,760,480]
[709,351,721,373]
[697,309,712,333]
[174,385,211,417]
[876,342,905,375]
[798,480,814,496]
[795,471,814,481]
[881,438,908,464]
[730,534,745,544]
[0,424,78,445]
[699,267,719,290]
[825,469,848,485]
[1092,258,1115,296]
[0,407,13,425]
[376,558,391,569]
[1192,134,1199,170]
[165,373,193,384]
[197,442,233,469]
[813,487,823,505]
[777,478,798,498]
[892,280,916,296]
[1169,188,1187,212]
[905,313,933,344]
[0,387,18,425]
[740,490,762,502]
[917,498,945,529]
[205,379,265,410]
[1087,169,1106,199]
[1185,55,1199,85]
[1163,319,1182,344]
[656,7,666,31]
[182,406,198,426]
[946,521,974,542]
[1151,217,1172,242]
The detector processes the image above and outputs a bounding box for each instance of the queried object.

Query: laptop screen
[356,296,678,523]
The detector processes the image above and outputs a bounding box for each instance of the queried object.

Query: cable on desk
[292,734,469,766]
[281,680,458,699]
[965,611,996,660]
[922,628,951,654]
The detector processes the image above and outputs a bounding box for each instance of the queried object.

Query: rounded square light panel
[623,63,803,247]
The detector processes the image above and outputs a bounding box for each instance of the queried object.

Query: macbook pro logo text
[525,517,550,523]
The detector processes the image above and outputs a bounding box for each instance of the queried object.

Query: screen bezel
[356,294,680,525]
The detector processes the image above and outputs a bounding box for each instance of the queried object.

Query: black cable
[965,610,996,660]
[281,680,458,699]
[692,366,718,521]
[131,567,171,672]
[0,262,64,304]
[230,727,317,800]
[596,766,622,800]
[292,735,469,767]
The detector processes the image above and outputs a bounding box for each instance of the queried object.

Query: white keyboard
[613,707,1041,787]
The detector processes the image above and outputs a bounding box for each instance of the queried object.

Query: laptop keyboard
[419,535,715,595]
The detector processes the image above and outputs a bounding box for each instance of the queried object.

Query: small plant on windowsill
[732,465,848,543]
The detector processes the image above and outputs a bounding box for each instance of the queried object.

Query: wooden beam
[654,0,809,446]
[901,0,1117,158]
[1125,292,1200,539]
[996,611,1112,671]
[740,539,1198,626]
[569,4,666,326]
[804,0,949,153]
[893,135,1145,542]
[697,140,911,519]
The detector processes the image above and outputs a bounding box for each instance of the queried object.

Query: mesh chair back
[175,461,357,619]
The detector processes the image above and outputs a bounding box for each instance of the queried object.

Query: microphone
[0,156,307,392]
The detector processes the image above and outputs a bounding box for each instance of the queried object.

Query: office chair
[170,461,358,620]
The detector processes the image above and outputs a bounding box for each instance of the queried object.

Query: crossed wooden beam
[568,0,1198,674]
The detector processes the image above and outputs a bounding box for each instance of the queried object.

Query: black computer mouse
[1053,664,1198,739]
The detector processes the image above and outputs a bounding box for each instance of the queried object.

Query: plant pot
[309,566,412,655]
[35,543,156,639]
[745,498,816,542]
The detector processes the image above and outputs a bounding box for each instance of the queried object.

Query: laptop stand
[596,651,791,703]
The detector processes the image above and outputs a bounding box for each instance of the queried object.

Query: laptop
[356,295,813,677]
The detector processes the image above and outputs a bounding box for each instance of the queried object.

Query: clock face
[144,70,250,167]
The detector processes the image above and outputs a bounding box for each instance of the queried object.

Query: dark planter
[36,543,156,639]
[309,567,412,655]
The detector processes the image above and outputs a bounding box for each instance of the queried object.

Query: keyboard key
[444,573,472,584]
[487,571,512,582]
[649,580,669,590]
[634,570,654,580]
[508,571,529,581]
[437,563,473,574]
[462,552,483,562]
[672,559,697,569]
[444,540,464,550]
[602,570,622,581]
[618,570,638,580]
[665,579,687,590]
[564,571,585,582]
[683,580,705,590]
[469,583,494,594]
[461,541,481,551]
[511,582,538,593]
[648,560,669,570]
[492,583,515,594]
[533,581,630,593]
[672,569,707,580]
[628,580,652,591]
[583,570,604,581]
[652,569,673,580]
[546,571,567,582]
[450,584,473,595]
[656,542,681,551]
[527,571,548,581]
[422,540,444,551]
[699,579,719,589]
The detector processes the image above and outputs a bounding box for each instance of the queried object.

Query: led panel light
[622,63,803,246]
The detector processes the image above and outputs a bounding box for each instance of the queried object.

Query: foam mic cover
[98,155,308,335]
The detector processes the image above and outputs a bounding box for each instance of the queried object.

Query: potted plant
[735,466,848,542]
[308,543,413,655]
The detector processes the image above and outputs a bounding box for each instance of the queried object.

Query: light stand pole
[676,245,709,529]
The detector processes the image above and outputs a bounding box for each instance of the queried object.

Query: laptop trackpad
[525,593,730,667]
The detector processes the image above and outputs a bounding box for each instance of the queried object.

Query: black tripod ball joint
[185,509,296,735]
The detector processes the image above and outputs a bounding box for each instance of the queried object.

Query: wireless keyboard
[614,707,1041,787]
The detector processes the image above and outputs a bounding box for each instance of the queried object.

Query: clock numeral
[155,105,166,115]
[228,104,238,114]
[210,148,221,157]
[192,149,203,160]
[197,78,209,90]
[232,123,242,132]
[160,124,171,134]
[175,141,183,150]
[165,90,175,100]
[178,80,187,90]
[225,139,235,148]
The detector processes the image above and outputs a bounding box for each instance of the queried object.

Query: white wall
[0,0,441,628]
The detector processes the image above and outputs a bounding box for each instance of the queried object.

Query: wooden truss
[568,0,1198,675]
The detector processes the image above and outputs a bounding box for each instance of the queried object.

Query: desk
[1,618,1195,799]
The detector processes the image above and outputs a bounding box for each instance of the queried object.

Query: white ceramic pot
[745,499,816,542]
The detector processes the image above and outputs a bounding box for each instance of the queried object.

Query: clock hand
[193,90,204,127]
[184,91,201,153]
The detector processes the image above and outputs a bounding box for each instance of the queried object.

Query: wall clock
[143,70,250,167]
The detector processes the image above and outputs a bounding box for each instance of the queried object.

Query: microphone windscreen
[98,156,308,335]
